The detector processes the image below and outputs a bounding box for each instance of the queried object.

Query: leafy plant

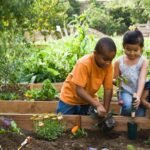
[115,75,128,87]
[0,24,29,86]
[127,144,136,150]
[113,75,128,104]
[0,117,21,134]
[25,79,57,100]
[144,137,150,145]
[31,113,65,140]
[0,92,19,100]
[71,126,87,138]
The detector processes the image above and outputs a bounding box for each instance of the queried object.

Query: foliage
[18,46,60,83]
[71,127,87,138]
[31,113,65,140]
[0,117,21,134]
[97,87,104,99]
[85,0,149,35]
[138,0,150,20]
[0,92,19,100]
[66,0,80,22]
[115,75,128,87]
[0,0,75,32]
[0,0,34,31]
[127,144,136,150]
[18,15,95,82]
[30,0,70,32]
[25,79,57,100]
[0,25,29,85]
[144,137,150,145]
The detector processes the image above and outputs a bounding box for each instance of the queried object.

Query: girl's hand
[112,79,116,86]
[133,94,140,108]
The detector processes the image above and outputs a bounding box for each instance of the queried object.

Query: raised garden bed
[0,100,120,113]
[0,85,150,149]
[1,130,150,150]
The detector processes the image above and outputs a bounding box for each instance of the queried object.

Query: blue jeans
[120,89,146,116]
[56,100,90,115]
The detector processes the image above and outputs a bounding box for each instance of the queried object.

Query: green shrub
[31,113,65,140]
[0,92,19,100]
[25,79,57,100]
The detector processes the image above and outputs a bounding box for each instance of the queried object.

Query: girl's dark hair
[123,29,144,47]
[95,37,116,54]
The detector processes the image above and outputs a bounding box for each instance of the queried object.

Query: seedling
[113,75,128,105]
[71,126,87,138]
[127,144,136,150]
[88,107,115,133]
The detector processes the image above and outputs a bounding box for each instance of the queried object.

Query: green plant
[31,113,65,140]
[144,137,150,145]
[0,92,19,100]
[0,24,29,85]
[71,126,87,138]
[0,117,21,134]
[25,79,57,100]
[97,87,104,99]
[115,75,128,87]
[127,144,136,150]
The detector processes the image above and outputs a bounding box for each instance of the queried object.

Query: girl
[113,28,149,116]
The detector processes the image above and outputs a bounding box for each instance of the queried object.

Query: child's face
[94,50,116,68]
[123,44,142,60]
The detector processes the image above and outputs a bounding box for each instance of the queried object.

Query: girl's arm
[113,60,120,85]
[141,90,150,109]
[136,59,149,99]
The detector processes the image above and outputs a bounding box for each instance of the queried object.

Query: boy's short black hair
[95,37,116,54]
[123,29,144,47]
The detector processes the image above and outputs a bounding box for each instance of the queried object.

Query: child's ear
[94,50,97,55]
[122,44,125,49]
[141,49,143,53]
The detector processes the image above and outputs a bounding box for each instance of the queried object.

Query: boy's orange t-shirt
[60,53,113,105]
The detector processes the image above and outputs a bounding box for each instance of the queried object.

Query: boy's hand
[96,104,106,117]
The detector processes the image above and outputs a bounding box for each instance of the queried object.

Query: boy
[57,37,116,116]
[138,80,150,116]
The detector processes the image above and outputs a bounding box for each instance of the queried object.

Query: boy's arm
[103,64,114,112]
[76,85,106,116]
[141,90,150,109]
[103,89,113,112]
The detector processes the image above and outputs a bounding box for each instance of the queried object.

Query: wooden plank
[81,116,150,131]
[0,113,81,131]
[0,100,120,114]
[0,113,150,131]
[0,101,57,113]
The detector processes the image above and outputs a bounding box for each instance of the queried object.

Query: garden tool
[127,94,138,140]
[131,93,137,118]
[88,106,116,133]
[18,136,32,150]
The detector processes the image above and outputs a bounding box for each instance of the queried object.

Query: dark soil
[0,130,150,150]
